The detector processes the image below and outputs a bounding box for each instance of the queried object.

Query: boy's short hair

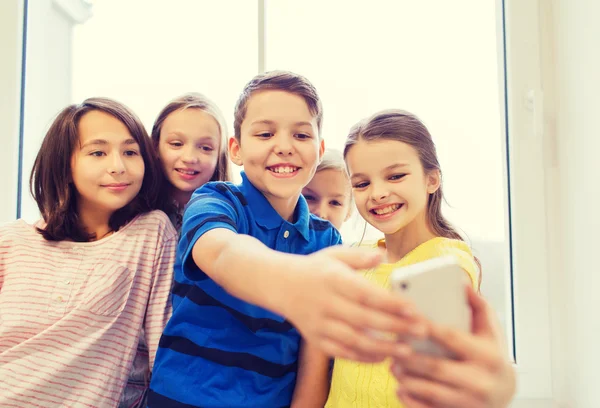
[233,70,323,140]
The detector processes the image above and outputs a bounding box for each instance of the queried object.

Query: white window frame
[3,0,558,405]
[502,0,555,406]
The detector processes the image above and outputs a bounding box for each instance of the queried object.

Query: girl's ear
[426,169,441,194]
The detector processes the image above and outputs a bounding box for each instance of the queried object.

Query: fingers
[396,375,485,408]
[330,270,417,319]
[330,292,426,336]
[321,320,413,361]
[392,355,496,401]
[423,322,502,369]
[320,245,383,271]
[396,392,432,408]
[466,285,496,339]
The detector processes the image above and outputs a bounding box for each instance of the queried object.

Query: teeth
[270,166,298,174]
[177,169,198,175]
[373,204,401,215]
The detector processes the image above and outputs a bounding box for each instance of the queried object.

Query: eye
[89,151,105,157]
[330,200,342,207]
[256,132,273,138]
[169,141,183,148]
[389,173,406,181]
[303,194,316,201]
[200,145,215,152]
[295,133,311,140]
[124,150,139,156]
[353,181,369,189]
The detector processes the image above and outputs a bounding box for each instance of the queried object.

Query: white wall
[546,0,600,407]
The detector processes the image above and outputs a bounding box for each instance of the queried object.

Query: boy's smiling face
[230,90,324,219]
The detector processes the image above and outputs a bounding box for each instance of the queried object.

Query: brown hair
[30,97,165,242]
[233,70,323,140]
[151,92,231,182]
[344,109,481,288]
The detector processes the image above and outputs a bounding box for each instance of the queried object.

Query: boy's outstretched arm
[192,228,426,362]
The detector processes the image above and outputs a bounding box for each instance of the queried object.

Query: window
[10,0,554,404]
[266,0,513,355]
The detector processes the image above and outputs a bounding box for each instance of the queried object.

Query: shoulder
[185,181,246,215]
[126,210,178,242]
[423,238,479,287]
[0,219,37,243]
[196,181,245,202]
[308,214,342,245]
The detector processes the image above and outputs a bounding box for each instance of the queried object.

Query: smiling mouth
[102,183,131,187]
[176,169,199,175]
[266,166,300,174]
[370,203,403,215]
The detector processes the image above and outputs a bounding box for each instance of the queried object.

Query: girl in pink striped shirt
[0,98,177,408]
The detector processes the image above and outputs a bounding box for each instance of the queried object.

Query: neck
[383,211,437,263]
[78,203,113,241]
[265,193,300,223]
[172,187,193,209]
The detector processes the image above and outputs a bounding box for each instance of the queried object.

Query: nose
[314,202,329,221]
[182,145,199,164]
[274,134,293,156]
[108,153,126,175]
[370,181,389,202]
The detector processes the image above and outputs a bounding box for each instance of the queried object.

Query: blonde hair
[151,92,230,182]
[317,148,347,174]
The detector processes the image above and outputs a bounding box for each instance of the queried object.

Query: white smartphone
[390,255,472,358]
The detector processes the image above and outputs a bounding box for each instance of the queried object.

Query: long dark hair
[344,109,482,289]
[30,97,165,242]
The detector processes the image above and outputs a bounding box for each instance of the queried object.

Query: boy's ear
[318,139,325,161]
[228,136,243,166]
[426,169,441,194]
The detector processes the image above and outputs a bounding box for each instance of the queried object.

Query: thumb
[319,245,383,271]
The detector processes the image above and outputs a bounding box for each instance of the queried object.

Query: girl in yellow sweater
[309,110,513,408]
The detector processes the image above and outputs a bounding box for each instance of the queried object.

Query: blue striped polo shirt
[148,172,341,408]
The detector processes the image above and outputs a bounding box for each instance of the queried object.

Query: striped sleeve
[145,230,177,370]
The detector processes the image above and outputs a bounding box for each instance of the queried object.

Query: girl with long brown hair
[0,98,177,407]
[323,109,514,408]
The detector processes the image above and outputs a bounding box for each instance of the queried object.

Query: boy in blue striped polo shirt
[149,71,420,408]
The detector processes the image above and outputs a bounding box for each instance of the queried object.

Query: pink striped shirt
[0,210,177,408]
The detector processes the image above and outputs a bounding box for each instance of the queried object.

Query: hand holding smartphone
[390,256,471,358]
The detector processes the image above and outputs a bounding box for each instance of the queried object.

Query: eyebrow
[350,163,409,180]
[81,138,138,148]
[303,187,347,198]
[167,132,217,141]
[250,119,314,127]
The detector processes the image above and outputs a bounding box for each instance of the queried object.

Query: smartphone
[390,255,471,358]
